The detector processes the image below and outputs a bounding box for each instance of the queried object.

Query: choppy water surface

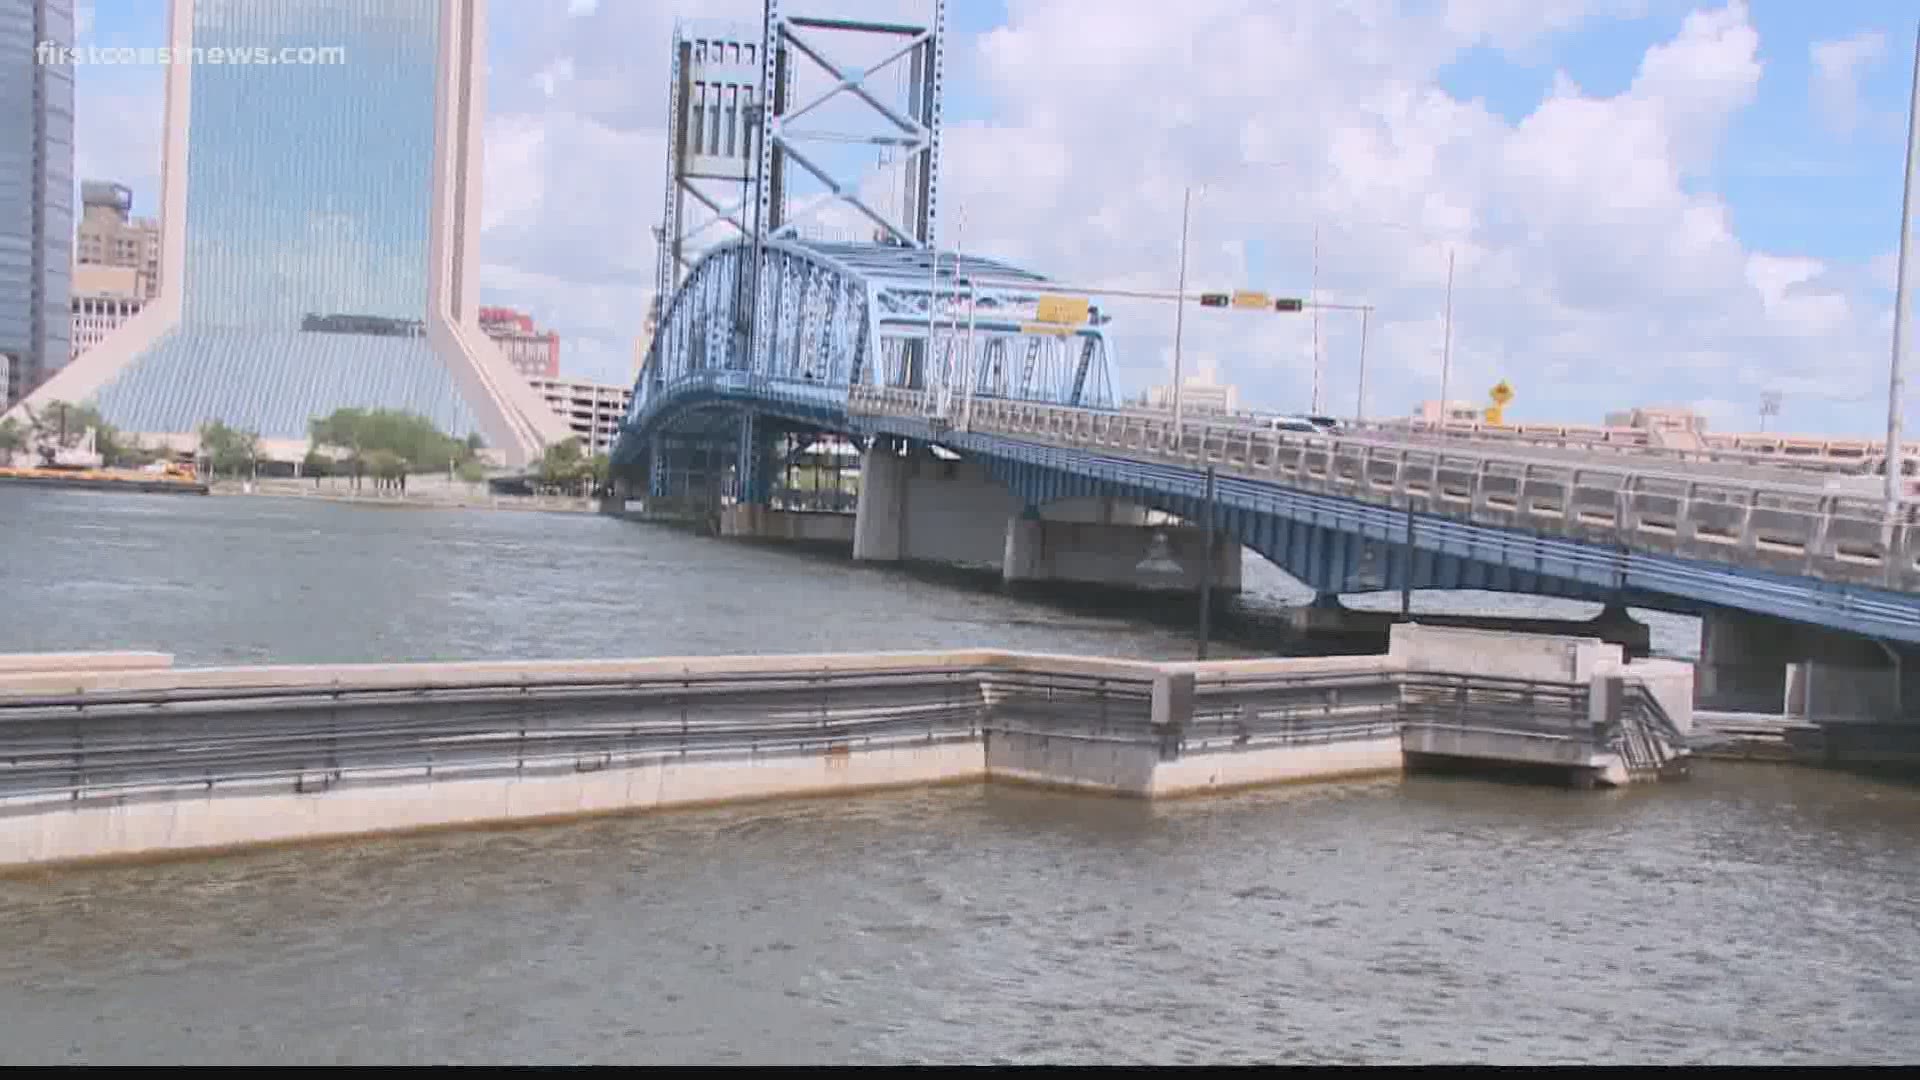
[2,489,1909,1066]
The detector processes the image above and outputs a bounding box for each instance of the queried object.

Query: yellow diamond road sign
[1033,295,1090,326]
[1490,380,1514,405]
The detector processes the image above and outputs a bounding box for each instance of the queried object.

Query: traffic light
[1274,298,1304,312]
[1198,293,1230,308]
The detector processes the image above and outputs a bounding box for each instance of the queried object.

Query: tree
[539,438,588,489]
[361,448,408,490]
[199,419,260,479]
[21,401,169,469]
[455,459,488,485]
[303,448,335,487]
[0,418,24,462]
[308,407,480,487]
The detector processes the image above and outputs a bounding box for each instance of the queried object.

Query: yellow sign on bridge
[1485,380,1514,425]
[1033,295,1091,326]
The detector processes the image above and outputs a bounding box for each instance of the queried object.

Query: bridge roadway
[618,374,1920,641]
[831,384,1920,639]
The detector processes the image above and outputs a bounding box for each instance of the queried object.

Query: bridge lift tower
[646,0,948,511]
[653,0,947,309]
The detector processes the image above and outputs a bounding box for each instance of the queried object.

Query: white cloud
[1811,31,1886,137]
[913,0,1892,432]
[70,0,1905,436]
[566,0,599,16]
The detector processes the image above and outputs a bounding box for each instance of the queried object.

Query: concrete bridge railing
[1120,408,1878,477]
[848,387,1920,595]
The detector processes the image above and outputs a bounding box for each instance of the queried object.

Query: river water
[0,488,1915,1065]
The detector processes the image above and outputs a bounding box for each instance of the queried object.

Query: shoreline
[207,482,601,515]
[0,469,208,496]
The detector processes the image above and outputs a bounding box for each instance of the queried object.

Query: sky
[67,0,1920,436]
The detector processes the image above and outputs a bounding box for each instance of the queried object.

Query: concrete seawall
[0,626,1692,871]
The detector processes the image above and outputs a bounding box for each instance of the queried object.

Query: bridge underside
[620,398,1679,610]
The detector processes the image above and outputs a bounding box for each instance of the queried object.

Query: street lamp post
[1885,22,1920,520]
[1437,248,1456,423]
[1310,224,1321,414]
[1197,464,1216,660]
[1171,185,1194,443]
[1355,306,1371,423]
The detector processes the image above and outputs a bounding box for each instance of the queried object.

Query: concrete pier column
[1697,611,1802,712]
[1002,520,1241,592]
[1698,611,1890,711]
[1700,609,1914,717]
[852,443,907,562]
[1002,513,1043,582]
[602,473,633,516]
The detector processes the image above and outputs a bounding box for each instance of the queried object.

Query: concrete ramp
[1391,624,1691,786]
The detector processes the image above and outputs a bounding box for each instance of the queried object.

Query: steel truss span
[619,237,1116,454]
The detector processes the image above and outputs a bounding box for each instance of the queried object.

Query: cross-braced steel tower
[653,0,947,315]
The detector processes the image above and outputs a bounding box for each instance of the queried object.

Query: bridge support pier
[1697,610,1915,717]
[1002,517,1241,594]
[851,443,908,562]
[602,473,635,516]
[852,442,1025,565]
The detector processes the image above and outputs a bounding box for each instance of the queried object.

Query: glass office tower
[0,0,74,406]
[13,0,562,463]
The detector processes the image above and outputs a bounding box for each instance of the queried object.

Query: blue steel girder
[967,453,1617,603]
[736,410,782,505]
[857,416,1920,645]
[614,237,1119,466]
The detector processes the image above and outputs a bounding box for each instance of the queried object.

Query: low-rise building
[69,265,148,361]
[1137,376,1240,415]
[526,376,631,457]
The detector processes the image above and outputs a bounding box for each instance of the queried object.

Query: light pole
[1197,464,1216,660]
[1437,248,1457,424]
[1885,22,1920,520]
[1355,306,1371,423]
[1171,185,1194,441]
[1169,162,1294,438]
[1310,224,1321,414]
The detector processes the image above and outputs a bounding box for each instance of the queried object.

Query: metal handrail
[0,659,1691,808]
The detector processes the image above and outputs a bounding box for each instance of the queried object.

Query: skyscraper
[0,0,74,407]
[6,0,566,466]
